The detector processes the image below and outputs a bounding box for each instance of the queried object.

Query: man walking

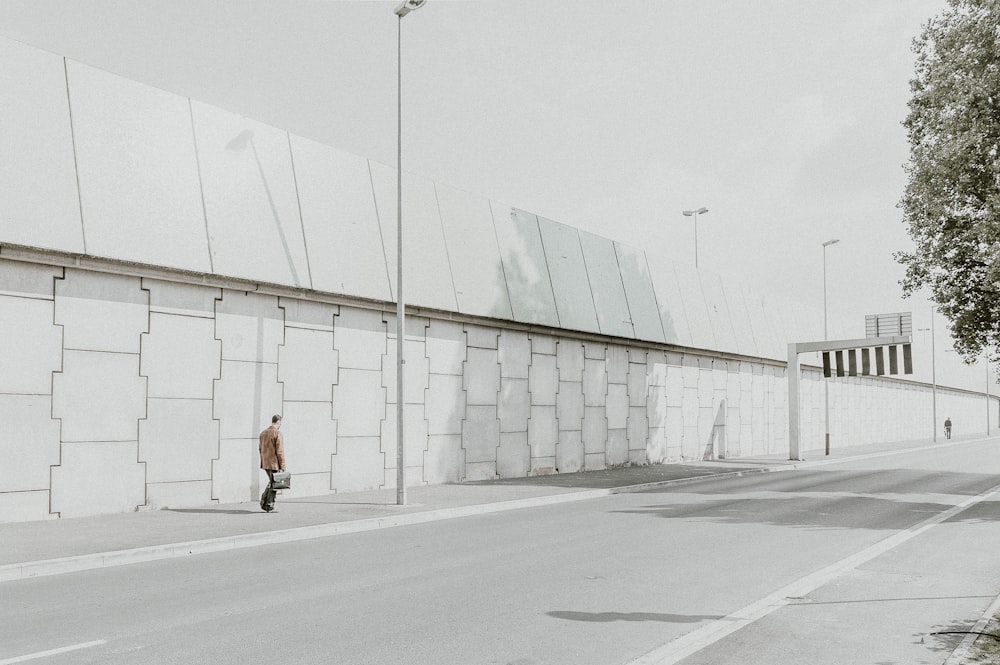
[259,414,286,512]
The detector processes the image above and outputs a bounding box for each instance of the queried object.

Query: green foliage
[897,0,1000,362]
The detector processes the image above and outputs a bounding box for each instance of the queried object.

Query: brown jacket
[259,425,285,471]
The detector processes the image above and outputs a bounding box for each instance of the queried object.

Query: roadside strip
[1,436,993,584]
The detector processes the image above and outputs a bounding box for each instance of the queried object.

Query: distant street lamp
[682,207,709,269]
[822,238,840,455]
[393,0,426,506]
[918,313,938,441]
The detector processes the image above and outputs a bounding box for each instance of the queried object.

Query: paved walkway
[4,434,999,663]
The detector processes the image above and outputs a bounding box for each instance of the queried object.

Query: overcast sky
[2,0,990,393]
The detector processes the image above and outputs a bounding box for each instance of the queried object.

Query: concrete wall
[1,255,994,523]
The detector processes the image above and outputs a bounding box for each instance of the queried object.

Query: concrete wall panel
[141,313,220,399]
[192,103,309,287]
[0,296,62,394]
[213,360,282,440]
[529,353,558,406]
[51,441,145,518]
[139,398,218,483]
[332,437,384,492]
[426,374,464,435]
[290,135,391,301]
[557,430,584,473]
[463,405,500,464]
[212,439,253,504]
[499,330,531,379]
[616,244,666,343]
[464,347,500,406]
[53,350,146,442]
[647,258,693,347]
[424,434,464,485]
[498,432,529,479]
[144,279,219,318]
[146,481,214,510]
[0,394,60,492]
[215,290,284,363]
[436,183,513,320]
[538,217,599,334]
[281,401,337,475]
[55,270,147,353]
[425,320,465,376]
[370,162,457,311]
[0,38,83,252]
[579,232,633,338]
[67,61,210,272]
[279,327,338,402]
[333,369,385,437]
[334,308,386,371]
[499,377,529,433]
[492,205,559,328]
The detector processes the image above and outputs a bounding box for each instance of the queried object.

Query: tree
[896,0,1000,362]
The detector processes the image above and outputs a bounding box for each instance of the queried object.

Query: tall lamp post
[822,238,840,455]
[918,312,938,441]
[394,0,426,505]
[682,207,709,269]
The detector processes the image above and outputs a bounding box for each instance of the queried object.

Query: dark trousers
[261,470,277,510]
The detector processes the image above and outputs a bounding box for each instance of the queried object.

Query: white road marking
[626,480,1000,665]
[0,640,106,664]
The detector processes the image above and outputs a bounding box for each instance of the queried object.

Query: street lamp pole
[822,238,840,455]
[394,0,426,505]
[682,207,709,269]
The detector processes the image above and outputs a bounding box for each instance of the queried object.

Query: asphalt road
[4,440,1000,665]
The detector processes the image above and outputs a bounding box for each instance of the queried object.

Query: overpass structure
[0,35,995,522]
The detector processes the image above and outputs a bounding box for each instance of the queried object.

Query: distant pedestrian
[259,414,286,512]
[944,417,952,439]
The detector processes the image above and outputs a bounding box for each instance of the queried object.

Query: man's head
[272,414,282,426]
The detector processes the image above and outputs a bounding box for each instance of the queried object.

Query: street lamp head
[395,0,426,17]
[822,238,840,247]
[682,207,709,216]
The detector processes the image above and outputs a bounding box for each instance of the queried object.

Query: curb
[0,465,786,584]
[942,591,1000,665]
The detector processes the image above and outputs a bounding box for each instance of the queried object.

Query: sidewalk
[1,434,976,583]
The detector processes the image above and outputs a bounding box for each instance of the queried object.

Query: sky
[0,0,990,394]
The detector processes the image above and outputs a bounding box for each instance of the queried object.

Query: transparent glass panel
[674,263,715,350]
[537,217,599,334]
[370,162,457,312]
[701,271,738,353]
[614,242,665,343]
[290,135,390,302]
[435,183,512,320]
[67,61,211,273]
[646,255,692,347]
[0,38,83,252]
[491,204,559,328]
[578,231,632,338]
[192,103,309,288]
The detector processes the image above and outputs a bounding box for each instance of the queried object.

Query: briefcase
[271,471,291,490]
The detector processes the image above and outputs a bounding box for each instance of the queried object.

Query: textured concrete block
[0,394,60,491]
[466,325,499,350]
[499,377,529,433]
[53,350,146,442]
[279,327,338,402]
[424,434,464,484]
[583,358,607,407]
[557,341,585,382]
[215,291,284,363]
[333,368,385,437]
[582,406,608,455]
[666,406,684,461]
[556,430,583,473]
[666,362,684,396]
[528,404,557,460]
[531,335,557,356]
[607,428,628,466]
[0,491,52,523]
[0,260,59,299]
[463,405,499,464]
[628,363,648,407]
[498,432,529,478]
[281,298,336,332]
[380,406,428,468]
[332,437,384,492]
[146,481,214,510]
[530,456,556,475]
[629,448,648,466]
[425,320,466,375]
[139,398,218,483]
[141,313,220,399]
[584,342,606,360]
[281,401,337,473]
[51,441,146,518]
[144,279,219,318]
[382,338,429,405]
[648,355,668,387]
[648,426,667,463]
[464,461,498,481]
[212,438,254,503]
[529,353,558,406]
[498,330,530,378]
[0,296,62,394]
[648,385,668,428]
[464,347,500,406]
[557,381,584,428]
[213,360,282,440]
[627,406,648,451]
[280,471,332,498]
[607,345,628,384]
[55,270,147,353]
[426,374,464,435]
[585,452,606,471]
[607,384,629,430]
[333,308,386,371]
